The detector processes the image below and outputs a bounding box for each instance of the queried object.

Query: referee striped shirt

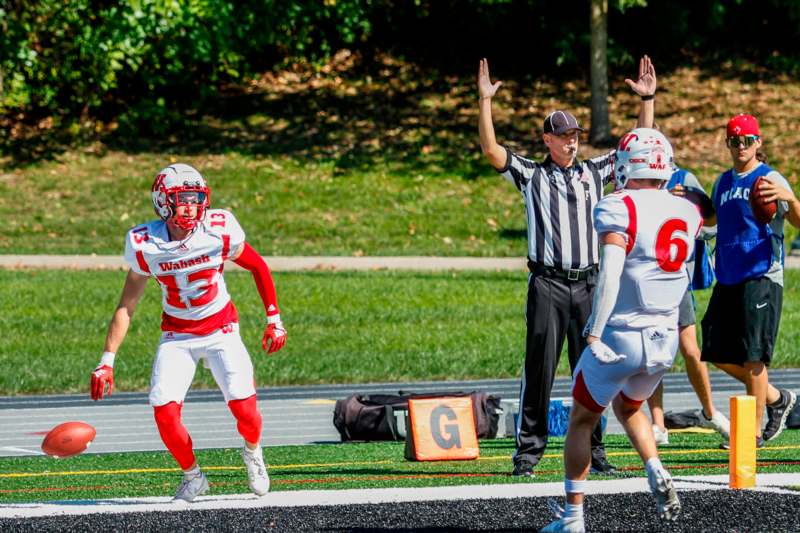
[498,147,615,270]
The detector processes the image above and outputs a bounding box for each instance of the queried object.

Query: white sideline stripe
[0,446,45,455]
[1,474,798,519]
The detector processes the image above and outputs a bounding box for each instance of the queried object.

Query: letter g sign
[430,405,462,449]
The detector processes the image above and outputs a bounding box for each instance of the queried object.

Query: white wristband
[100,351,116,368]
[267,313,282,325]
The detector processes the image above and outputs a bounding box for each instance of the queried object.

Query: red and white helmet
[151,163,211,230]
[613,128,674,189]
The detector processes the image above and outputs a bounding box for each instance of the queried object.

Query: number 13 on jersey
[156,268,220,308]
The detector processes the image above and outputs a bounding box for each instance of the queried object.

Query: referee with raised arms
[477,56,657,477]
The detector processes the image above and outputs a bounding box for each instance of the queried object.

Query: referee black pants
[514,271,605,466]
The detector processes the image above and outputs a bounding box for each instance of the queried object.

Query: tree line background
[2,0,800,147]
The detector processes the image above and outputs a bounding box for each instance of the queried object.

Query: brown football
[749,176,777,224]
[41,421,96,458]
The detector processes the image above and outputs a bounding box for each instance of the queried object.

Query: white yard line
[0,447,45,455]
[1,474,797,519]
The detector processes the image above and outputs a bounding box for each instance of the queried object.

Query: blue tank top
[667,168,714,290]
[712,164,775,285]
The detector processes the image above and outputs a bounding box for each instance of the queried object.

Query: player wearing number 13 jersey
[543,129,701,533]
[89,163,285,502]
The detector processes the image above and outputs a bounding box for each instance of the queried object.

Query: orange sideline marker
[729,395,757,489]
[405,397,479,461]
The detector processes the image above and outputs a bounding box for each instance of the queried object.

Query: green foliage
[0,0,376,133]
[6,1,800,150]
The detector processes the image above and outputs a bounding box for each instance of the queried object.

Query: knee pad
[228,395,262,444]
[153,402,195,470]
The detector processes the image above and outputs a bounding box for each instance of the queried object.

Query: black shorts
[701,277,783,366]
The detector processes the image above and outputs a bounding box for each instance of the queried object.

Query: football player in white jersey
[89,163,287,502]
[542,129,702,532]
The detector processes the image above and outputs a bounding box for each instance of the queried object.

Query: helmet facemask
[166,187,210,230]
[151,164,211,231]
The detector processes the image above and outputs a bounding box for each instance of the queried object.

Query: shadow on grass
[6,52,799,179]
[498,228,527,241]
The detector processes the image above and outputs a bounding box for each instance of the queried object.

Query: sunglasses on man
[726,135,759,149]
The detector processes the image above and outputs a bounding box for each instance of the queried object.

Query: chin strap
[585,243,626,338]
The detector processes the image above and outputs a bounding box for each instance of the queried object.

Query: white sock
[645,457,665,477]
[563,503,584,520]
[244,445,262,456]
[184,465,201,479]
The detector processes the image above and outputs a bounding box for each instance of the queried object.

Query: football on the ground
[749,176,777,224]
[41,421,96,458]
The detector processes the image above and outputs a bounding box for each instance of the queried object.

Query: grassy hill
[2,52,799,256]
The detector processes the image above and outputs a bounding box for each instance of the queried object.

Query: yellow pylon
[729,395,757,489]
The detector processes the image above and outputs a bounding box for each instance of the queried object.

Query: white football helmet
[151,163,211,230]
[613,128,674,189]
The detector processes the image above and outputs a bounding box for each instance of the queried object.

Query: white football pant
[573,325,679,409]
[149,323,256,406]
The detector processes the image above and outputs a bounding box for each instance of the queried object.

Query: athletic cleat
[174,470,209,502]
[540,500,585,533]
[590,448,617,475]
[540,516,585,533]
[763,389,797,441]
[653,424,669,446]
[647,467,681,521]
[695,409,730,441]
[242,446,270,496]
[512,459,535,477]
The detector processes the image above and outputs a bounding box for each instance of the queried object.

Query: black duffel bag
[333,391,501,442]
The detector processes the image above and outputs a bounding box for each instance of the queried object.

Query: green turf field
[2,431,799,502]
[3,269,800,395]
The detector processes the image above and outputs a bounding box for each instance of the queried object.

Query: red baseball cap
[727,114,761,137]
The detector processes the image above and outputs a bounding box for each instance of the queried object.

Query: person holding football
[646,166,730,447]
[701,114,800,447]
[90,163,287,502]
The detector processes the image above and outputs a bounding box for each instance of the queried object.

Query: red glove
[262,317,287,354]
[91,365,114,400]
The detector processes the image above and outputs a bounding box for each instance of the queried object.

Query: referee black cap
[543,110,584,135]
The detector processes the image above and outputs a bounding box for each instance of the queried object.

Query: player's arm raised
[91,269,149,400]
[230,243,287,354]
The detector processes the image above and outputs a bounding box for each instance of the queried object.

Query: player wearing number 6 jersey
[542,129,701,533]
[89,163,286,502]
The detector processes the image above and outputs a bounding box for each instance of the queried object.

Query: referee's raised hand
[478,58,502,100]
[625,54,657,96]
